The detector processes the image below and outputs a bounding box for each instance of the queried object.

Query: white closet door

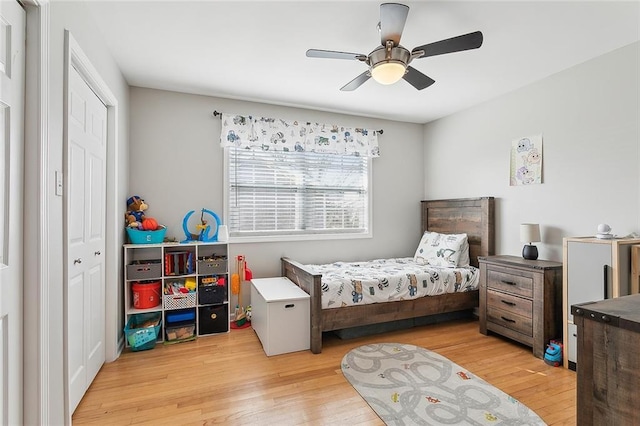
[0,1,25,424]
[66,64,107,413]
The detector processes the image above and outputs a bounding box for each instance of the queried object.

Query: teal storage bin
[124,312,161,351]
[126,226,167,244]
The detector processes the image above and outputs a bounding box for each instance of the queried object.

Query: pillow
[414,231,470,268]
[457,237,471,267]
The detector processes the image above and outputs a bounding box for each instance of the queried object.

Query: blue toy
[544,343,562,367]
[181,209,221,243]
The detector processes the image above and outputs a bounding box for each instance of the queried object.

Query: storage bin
[198,283,227,305]
[198,259,227,275]
[124,312,161,351]
[163,292,197,310]
[126,262,162,280]
[126,226,167,244]
[251,277,310,356]
[165,308,195,324]
[165,320,196,342]
[132,281,161,309]
[198,304,229,335]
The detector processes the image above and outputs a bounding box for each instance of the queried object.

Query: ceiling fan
[306,3,483,91]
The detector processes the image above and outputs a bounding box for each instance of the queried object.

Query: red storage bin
[132,281,161,309]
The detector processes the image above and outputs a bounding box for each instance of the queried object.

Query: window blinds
[227,148,369,236]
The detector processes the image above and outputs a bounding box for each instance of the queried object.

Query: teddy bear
[125,196,148,229]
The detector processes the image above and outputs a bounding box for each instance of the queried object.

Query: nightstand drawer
[487,269,533,298]
[487,290,532,319]
[487,306,533,336]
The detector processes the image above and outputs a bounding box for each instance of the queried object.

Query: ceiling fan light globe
[371,61,406,85]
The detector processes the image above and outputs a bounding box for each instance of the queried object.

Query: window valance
[220,113,380,157]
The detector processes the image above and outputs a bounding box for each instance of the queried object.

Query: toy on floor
[544,342,562,367]
[234,255,247,326]
[181,208,221,242]
[231,255,253,329]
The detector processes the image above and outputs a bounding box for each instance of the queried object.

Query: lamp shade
[520,223,541,243]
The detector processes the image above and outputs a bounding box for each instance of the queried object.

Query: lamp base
[522,244,539,260]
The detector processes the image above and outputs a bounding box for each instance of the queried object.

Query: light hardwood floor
[73,319,576,425]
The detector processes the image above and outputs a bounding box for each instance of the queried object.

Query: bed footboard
[281,257,323,354]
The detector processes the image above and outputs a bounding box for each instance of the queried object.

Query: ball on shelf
[142,217,159,231]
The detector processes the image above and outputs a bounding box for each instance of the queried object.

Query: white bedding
[304,257,479,309]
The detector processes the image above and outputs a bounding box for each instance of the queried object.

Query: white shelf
[123,241,230,348]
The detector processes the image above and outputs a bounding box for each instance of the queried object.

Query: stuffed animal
[125,196,148,229]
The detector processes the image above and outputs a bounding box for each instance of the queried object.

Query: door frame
[23,2,52,425]
[63,29,118,422]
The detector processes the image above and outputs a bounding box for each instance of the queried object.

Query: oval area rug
[341,343,547,425]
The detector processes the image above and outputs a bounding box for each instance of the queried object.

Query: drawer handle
[501,316,516,323]
[501,300,516,306]
[285,304,295,309]
[501,280,517,286]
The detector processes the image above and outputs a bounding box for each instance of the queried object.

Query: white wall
[129,87,424,290]
[423,42,640,262]
[24,2,130,424]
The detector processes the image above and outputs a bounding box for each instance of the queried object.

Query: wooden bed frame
[281,197,495,354]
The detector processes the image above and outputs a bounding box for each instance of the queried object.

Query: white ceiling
[84,1,640,124]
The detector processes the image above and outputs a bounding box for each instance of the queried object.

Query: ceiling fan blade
[403,66,435,90]
[412,31,483,59]
[340,71,371,91]
[379,3,409,46]
[306,49,367,61]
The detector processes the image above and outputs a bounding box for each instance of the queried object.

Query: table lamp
[520,223,541,260]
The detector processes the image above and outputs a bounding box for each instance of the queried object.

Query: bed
[281,197,495,354]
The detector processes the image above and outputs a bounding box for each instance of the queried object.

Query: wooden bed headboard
[421,197,495,268]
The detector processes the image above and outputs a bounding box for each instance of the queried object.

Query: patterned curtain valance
[220,113,380,157]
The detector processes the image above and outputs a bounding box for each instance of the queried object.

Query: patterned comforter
[304,257,479,309]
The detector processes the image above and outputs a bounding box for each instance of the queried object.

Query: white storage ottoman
[250,277,310,356]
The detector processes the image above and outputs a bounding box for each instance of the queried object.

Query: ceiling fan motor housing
[368,44,410,84]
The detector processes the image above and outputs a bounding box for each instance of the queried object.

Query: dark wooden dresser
[572,294,640,424]
[478,255,563,358]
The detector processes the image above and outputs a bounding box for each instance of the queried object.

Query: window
[225,147,371,240]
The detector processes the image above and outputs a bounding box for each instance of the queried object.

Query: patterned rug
[341,343,546,425]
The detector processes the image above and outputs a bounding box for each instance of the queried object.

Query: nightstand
[478,255,563,359]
